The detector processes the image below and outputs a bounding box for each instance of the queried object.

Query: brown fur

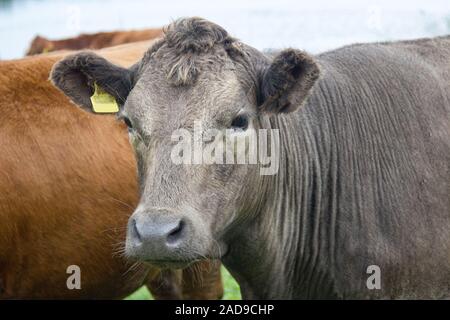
[26,28,163,56]
[0,41,222,299]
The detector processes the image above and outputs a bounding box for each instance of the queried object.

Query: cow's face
[51,17,319,268]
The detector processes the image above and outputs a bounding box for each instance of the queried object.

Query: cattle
[0,40,223,299]
[26,28,163,56]
[51,17,450,299]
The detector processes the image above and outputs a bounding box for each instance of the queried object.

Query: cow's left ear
[258,49,320,114]
[50,51,135,113]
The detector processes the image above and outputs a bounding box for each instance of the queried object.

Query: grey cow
[51,17,450,299]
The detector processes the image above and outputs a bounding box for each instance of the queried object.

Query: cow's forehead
[125,65,248,136]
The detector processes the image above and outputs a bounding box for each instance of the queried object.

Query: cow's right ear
[50,52,134,113]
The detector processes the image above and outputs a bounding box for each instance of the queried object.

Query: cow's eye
[123,117,133,129]
[230,115,248,131]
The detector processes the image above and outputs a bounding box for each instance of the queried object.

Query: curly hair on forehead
[164,17,231,54]
[140,17,242,86]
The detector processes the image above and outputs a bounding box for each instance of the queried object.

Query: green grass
[125,266,241,300]
[125,285,152,300]
[221,266,241,300]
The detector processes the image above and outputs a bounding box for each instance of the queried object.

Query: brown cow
[0,41,223,299]
[26,28,163,56]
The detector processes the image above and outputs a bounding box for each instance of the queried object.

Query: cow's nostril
[131,218,142,243]
[167,219,185,245]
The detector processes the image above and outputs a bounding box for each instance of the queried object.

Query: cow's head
[51,17,320,268]
[27,35,54,55]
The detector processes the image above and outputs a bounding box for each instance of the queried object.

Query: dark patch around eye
[230,115,249,130]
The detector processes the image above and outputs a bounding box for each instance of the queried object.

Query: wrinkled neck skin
[222,110,339,299]
[221,49,339,298]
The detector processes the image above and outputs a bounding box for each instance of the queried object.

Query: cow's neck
[223,108,339,299]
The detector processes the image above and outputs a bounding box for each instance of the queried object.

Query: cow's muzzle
[125,208,195,268]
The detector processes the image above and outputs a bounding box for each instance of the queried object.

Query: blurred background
[1,0,450,59]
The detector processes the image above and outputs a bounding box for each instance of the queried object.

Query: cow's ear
[258,49,320,114]
[50,52,134,113]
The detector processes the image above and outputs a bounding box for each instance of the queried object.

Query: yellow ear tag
[90,83,119,113]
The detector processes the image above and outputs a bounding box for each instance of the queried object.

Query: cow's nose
[126,211,189,260]
[132,216,186,246]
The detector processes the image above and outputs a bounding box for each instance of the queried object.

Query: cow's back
[26,29,163,55]
[301,37,450,298]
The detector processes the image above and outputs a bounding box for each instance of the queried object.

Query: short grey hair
[140,17,241,86]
